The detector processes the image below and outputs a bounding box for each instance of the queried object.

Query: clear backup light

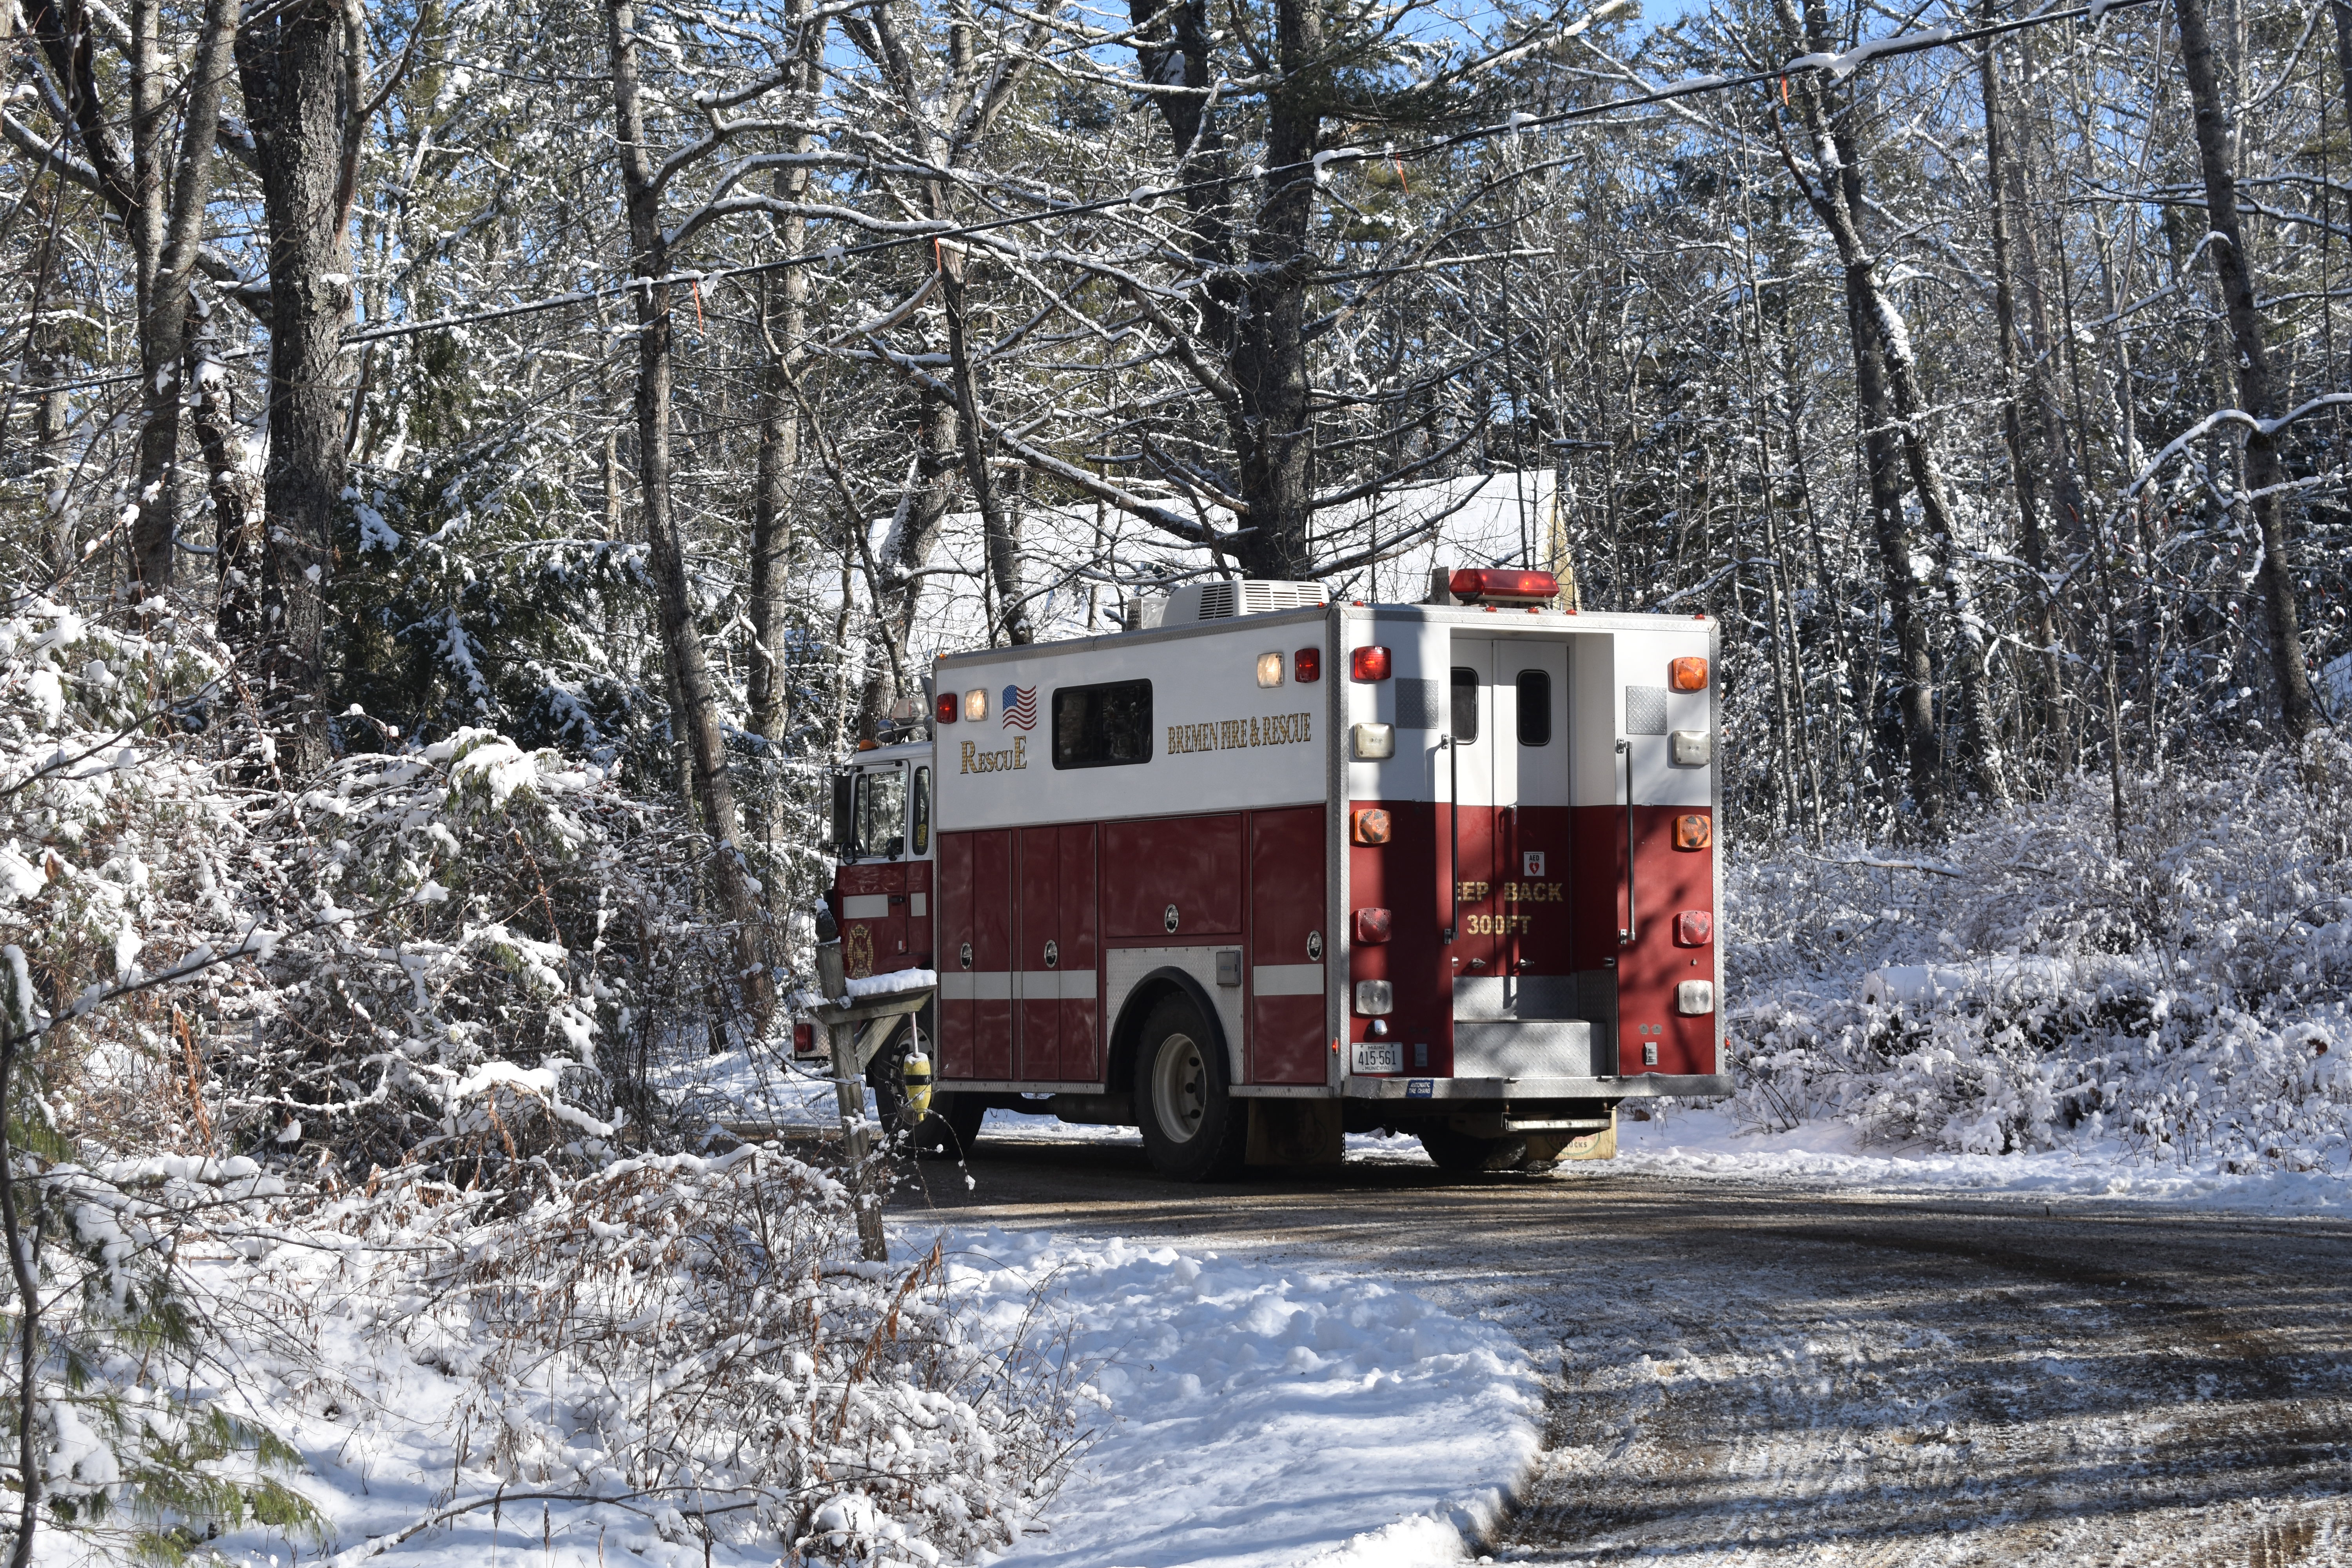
[1354,979,1394,1015]
[1257,652,1285,688]
[1670,729,1710,766]
[964,688,989,721]
[1677,980,1715,1015]
[1351,723,1395,760]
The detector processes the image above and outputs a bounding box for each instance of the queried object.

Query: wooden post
[813,937,887,1263]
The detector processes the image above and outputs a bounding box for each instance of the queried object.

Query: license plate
[1352,1040,1402,1074]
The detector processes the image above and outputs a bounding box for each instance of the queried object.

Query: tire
[1417,1125,1534,1175]
[1134,993,1247,1182]
[931,1092,987,1160]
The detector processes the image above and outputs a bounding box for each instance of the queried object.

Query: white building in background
[893,469,1565,669]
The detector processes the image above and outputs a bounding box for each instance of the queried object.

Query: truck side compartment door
[939,829,1014,1080]
[1247,806,1327,1084]
[1017,827,1061,1081]
[1061,824,1100,1081]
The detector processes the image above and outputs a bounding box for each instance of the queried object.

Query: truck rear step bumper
[1348,1073,1733,1100]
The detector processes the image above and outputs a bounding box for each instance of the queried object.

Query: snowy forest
[5,0,2352,1557]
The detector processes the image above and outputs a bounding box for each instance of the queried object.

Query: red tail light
[1675,910,1713,946]
[1449,568,1559,604]
[1294,647,1321,682]
[1354,907,1392,944]
[1351,646,1391,681]
[935,692,958,723]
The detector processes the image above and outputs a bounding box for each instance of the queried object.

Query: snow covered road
[898,1136,2352,1566]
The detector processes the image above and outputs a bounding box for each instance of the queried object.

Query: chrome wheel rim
[1151,1031,1209,1144]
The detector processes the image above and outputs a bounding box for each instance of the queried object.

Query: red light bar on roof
[1450,568,1559,604]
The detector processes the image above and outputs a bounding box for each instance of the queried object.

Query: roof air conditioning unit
[1157,580,1330,624]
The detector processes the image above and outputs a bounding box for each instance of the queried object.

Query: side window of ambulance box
[912,766,931,855]
[1517,670,1552,747]
[1053,679,1154,769]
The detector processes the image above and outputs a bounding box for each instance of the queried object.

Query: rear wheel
[1135,995,1247,1182]
[1417,1125,1536,1175]
[929,1092,987,1160]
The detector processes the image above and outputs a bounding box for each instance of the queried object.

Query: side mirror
[830,772,855,853]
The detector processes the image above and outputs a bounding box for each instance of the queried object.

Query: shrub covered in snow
[1725,740,2352,1172]
[285,1147,1088,1564]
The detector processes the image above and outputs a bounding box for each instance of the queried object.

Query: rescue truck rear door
[1446,635,1584,1076]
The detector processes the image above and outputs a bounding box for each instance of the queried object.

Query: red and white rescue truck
[812,569,1727,1179]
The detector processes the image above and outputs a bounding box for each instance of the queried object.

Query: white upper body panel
[1341,605,1714,808]
[932,608,1332,833]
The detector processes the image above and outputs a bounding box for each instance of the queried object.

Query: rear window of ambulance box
[1053,680,1154,769]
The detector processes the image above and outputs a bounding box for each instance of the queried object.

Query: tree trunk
[2175,0,2319,739]
[1784,0,2008,810]
[2332,0,2352,132]
[746,267,804,745]
[1772,0,1944,829]
[853,394,960,739]
[128,0,236,603]
[185,296,265,655]
[1127,0,1318,580]
[607,0,773,1025]
[1979,18,2063,776]
[1227,0,1320,581]
[236,0,350,775]
[939,254,1027,643]
[746,4,825,744]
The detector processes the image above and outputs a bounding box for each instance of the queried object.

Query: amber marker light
[935,691,958,723]
[1675,814,1713,850]
[963,688,989,721]
[1257,652,1285,688]
[1351,645,1391,681]
[1670,655,1710,692]
[1294,648,1321,682]
[1352,808,1392,845]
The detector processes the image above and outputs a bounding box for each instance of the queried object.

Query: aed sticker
[1353,1040,1401,1074]
[1524,851,1546,877]
[1406,1078,1434,1099]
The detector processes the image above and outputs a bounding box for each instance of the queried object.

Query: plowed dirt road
[891,1136,2352,1565]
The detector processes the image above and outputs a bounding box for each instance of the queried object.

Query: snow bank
[924,1227,1539,1567]
[1614,1106,2352,1211]
[1721,741,2352,1183]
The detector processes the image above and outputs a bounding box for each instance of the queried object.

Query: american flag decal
[1002,684,1037,730]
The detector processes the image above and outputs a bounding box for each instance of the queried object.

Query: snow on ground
[1611,1104,2352,1210]
[193,1206,1531,1568]
[917,1227,1537,1568]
